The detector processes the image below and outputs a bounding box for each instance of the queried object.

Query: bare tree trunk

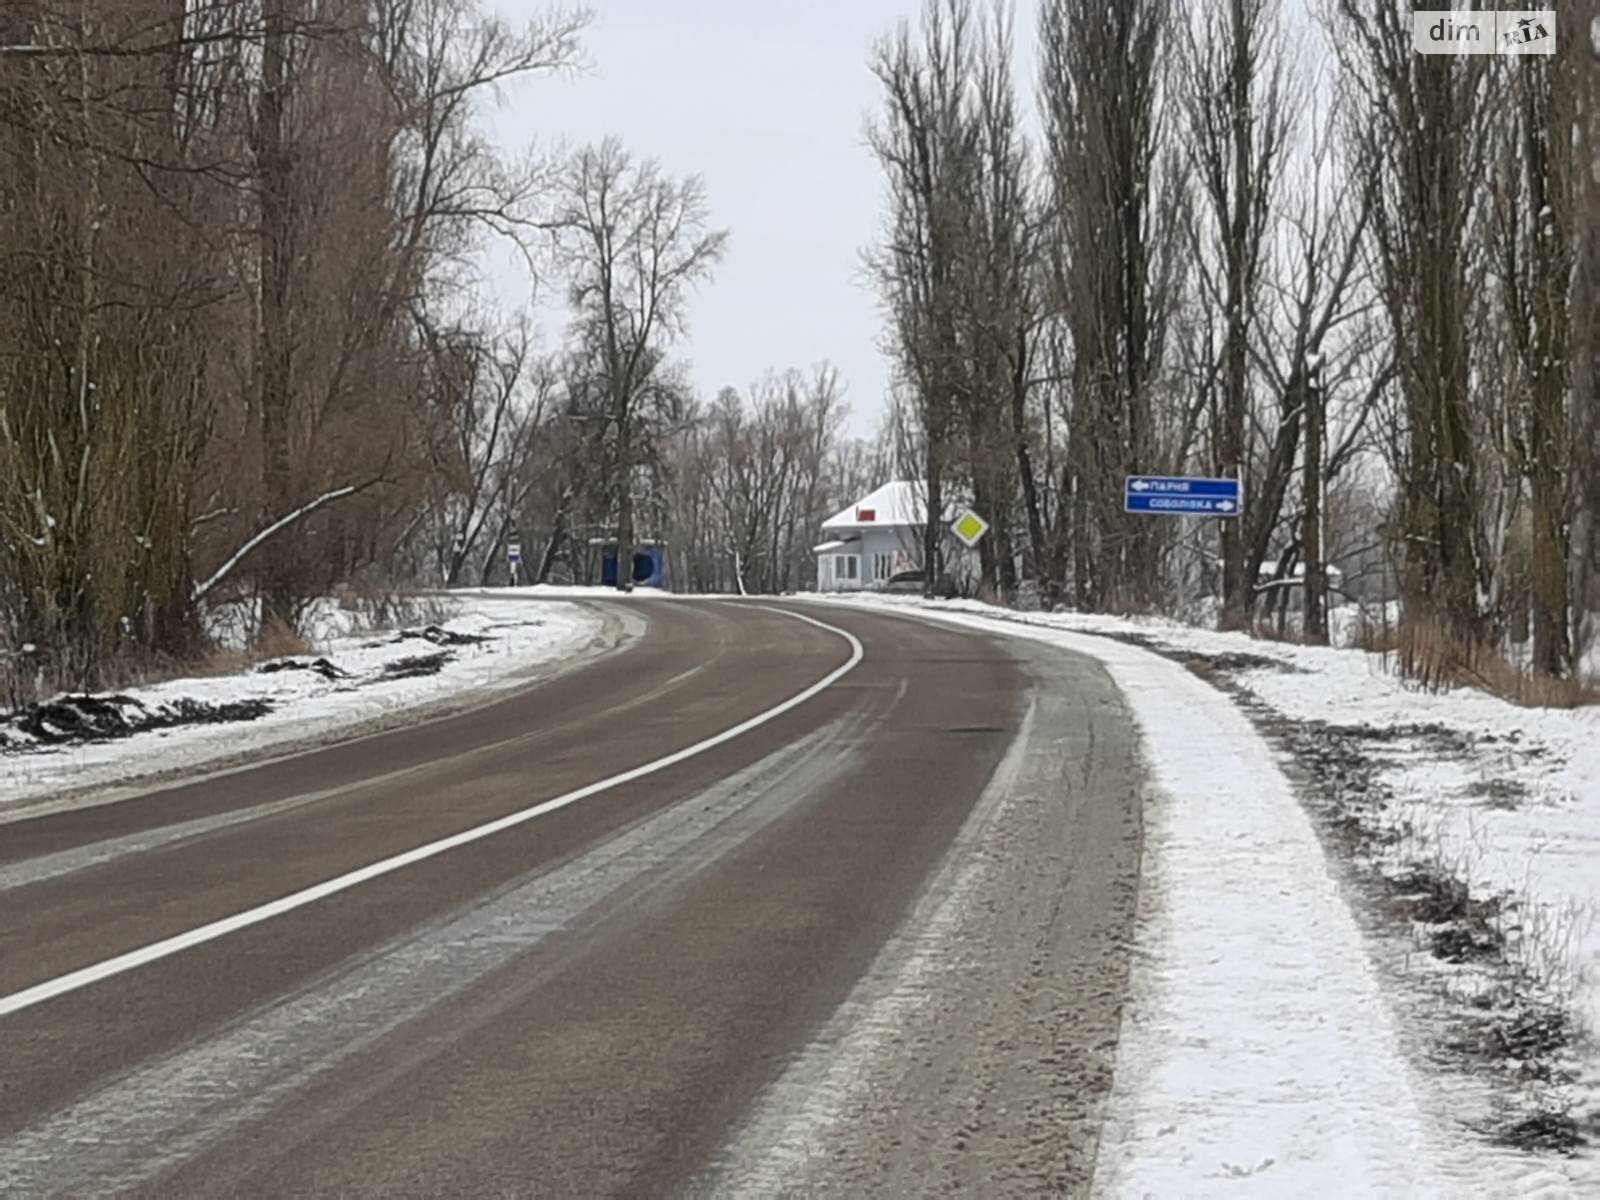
[1012,347,1049,593]
[1069,461,1088,606]
[1217,0,1255,630]
[924,446,944,594]
[1572,5,1600,665]
[1302,372,1327,643]
[256,0,295,632]
[1243,370,1304,607]
[1042,0,1178,614]
[1339,3,1494,656]
[614,417,635,590]
[1177,0,1290,628]
[1522,43,1577,677]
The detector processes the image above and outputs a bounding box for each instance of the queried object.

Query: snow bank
[1,595,605,811]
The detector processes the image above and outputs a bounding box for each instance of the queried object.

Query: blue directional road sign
[1124,475,1243,517]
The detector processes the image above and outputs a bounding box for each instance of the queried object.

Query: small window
[873,553,892,581]
[835,553,858,581]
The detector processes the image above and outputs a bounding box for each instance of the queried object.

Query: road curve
[0,598,1143,1196]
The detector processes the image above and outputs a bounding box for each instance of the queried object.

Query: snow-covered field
[813,593,1599,1194]
[1,595,607,812]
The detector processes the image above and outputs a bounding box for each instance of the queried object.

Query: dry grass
[1357,619,1600,709]
[0,620,317,712]
[183,620,313,680]
[1,578,459,710]
[1349,609,1401,656]
[1248,617,1316,646]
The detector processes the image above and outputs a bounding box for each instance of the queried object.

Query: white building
[812,480,979,593]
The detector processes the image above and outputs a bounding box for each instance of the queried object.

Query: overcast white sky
[475,2,1342,440]
[480,0,1042,439]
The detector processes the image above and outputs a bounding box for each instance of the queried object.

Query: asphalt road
[0,599,1144,1197]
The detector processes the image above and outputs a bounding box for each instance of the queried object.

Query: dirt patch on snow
[256,657,349,681]
[379,652,453,680]
[0,694,274,753]
[396,625,490,647]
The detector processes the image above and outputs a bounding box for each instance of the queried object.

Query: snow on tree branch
[192,486,359,604]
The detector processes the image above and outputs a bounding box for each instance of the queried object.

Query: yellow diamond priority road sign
[951,508,989,548]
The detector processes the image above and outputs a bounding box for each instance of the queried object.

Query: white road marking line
[0,719,869,1194]
[0,606,862,1019]
[3,652,715,891]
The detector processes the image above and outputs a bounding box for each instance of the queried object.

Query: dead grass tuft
[1360,619,1599,709]
[1247,619,1324,647]
[1350,612,1401,656]
[4,608,342,711]
[183,621,313,681]
[256,619,314,660]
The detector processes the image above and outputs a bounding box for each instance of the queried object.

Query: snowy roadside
[810,593,1598,1194]
[0,595,612,814]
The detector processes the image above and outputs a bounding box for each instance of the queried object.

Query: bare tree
[0,0,228,682]
[1176,0,1293,627]
[0,0,590,692]
[657,366,848,595]
[1336,0,1499,659]
[955,3,1045,600]
[426,320,559,586]
[246,0,589,629]
[1041,0,1185,611]
[1486,18,1592,677]
[866,0,981,596]
[1246,72,1385,644]
[551,139,727,591]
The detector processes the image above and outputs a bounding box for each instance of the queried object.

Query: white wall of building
[816,526,920,592]
[815,524,982,593]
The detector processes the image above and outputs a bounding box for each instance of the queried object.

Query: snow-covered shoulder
[808,593,1596,1194]
[1,595,610,813]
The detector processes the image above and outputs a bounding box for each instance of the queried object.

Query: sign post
[507,537,523,587]
[1123,475,1243,517]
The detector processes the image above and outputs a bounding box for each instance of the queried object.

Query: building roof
[820,481,928,532]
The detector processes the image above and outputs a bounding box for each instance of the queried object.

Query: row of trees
[0,2,889,695]
[0,0,597,690]
[6,0,1597,695]
[866,0,1600,679]
[411,349,883,599]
